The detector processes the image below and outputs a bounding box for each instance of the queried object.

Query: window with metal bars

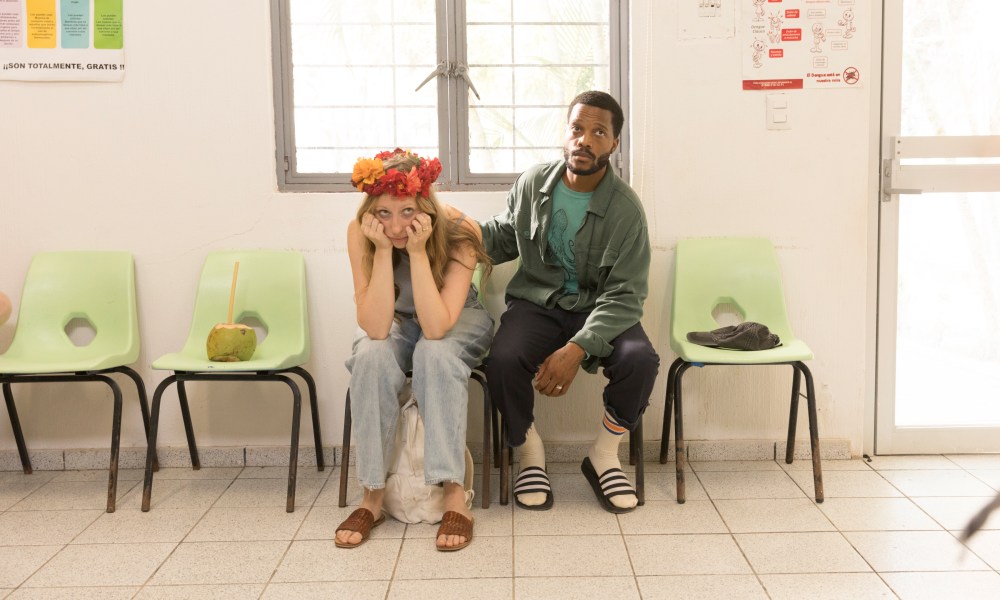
[271,0,629,192]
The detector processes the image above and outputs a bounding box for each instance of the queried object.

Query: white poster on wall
[742,0,865,90]
[0,0,124,82]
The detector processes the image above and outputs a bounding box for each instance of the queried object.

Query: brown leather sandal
[435,510,474,552]
[334,508,385,549]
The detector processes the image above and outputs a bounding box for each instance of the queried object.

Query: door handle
[881,158,923,201]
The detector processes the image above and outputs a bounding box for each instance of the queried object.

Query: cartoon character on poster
[752,0,766,22]
[811,23,826,53]
[838,9,856,39]
[767,12,783,44]
[751,38,767,68]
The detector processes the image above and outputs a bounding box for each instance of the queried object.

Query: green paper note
[93,0,122,49]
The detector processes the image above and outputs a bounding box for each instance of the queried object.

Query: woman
[337,148,492,551]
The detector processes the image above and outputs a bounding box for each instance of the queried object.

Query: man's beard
[564,149,612,176]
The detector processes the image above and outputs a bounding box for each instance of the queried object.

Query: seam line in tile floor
[1,456,1000,599]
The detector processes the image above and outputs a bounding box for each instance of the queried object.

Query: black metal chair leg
[98,375,123,513]
[629,428,637,466]
[499,418,510,505]
[785,363,802,464]
[797,361,824,503]
[115,366,158,471]
[674,362,693,504]
[470,370,490,509]
[2,382,31,474]
[338,390,352,508]
[289,366,324,471]
[660,358,683,463]
[142,375,176,512]
[634,419,644,506]
[491,404,501,469]
[278,375,301,513]
[176,379,200,469]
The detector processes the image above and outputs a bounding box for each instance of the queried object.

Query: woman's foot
[336,488,385,547]
[436,482,472,550]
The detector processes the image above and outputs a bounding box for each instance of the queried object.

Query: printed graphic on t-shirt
[549,208,577,290]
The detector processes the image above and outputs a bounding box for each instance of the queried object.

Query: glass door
[877,0,1000,453]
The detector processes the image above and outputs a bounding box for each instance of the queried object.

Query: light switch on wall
[679,0,733,39]
[766,93,791,130]
[699,0,722,17]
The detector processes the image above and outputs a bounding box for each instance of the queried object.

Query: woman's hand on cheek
[406,214,432,254]
[361,213,393,250]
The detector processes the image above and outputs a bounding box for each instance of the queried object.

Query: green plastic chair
[0,251,153,512]
[141,250,324,513]
[660,238,824,503]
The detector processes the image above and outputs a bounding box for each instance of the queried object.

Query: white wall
[0,1,878,457]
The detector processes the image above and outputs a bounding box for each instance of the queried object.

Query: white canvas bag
[383,393,474,524]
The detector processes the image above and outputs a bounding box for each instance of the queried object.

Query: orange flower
[351,158,385,191]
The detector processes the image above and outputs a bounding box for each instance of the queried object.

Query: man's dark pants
[485,298,660,447]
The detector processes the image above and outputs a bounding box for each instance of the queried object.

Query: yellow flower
[352,158,385,191]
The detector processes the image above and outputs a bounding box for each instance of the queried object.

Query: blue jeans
[345,306,494,489]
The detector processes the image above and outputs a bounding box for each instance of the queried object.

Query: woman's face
[372,196,423,248]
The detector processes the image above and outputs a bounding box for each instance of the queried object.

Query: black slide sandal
[581,456,637,514]
[513,466,554,511]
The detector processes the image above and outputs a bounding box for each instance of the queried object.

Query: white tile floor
[1,455,1000,599]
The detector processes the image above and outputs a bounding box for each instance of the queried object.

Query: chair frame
[658,237,823,504]
[1,365,154,512]
[141,366,323,513]
[338,364,501,509]
[660,357,824,503]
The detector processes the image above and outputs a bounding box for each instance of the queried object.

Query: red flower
[399,168,417,195]
[351,149,441,198]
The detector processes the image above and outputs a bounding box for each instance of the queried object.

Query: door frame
[873,0,1000,454]
[863,1,886,457]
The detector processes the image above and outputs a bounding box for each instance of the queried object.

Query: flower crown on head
[351,148,442,199]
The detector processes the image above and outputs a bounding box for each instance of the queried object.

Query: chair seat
[672,337,813,365]
[0,356,134,374]
[152,351,305,373]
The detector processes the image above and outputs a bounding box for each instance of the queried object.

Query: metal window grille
[271,0,629,192]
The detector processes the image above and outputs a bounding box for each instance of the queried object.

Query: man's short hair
[568,91,624,139]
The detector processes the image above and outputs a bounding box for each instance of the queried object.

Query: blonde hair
[355,163,491,292]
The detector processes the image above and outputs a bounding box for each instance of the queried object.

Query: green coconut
[206,260,256,362]
[207,322,256,362]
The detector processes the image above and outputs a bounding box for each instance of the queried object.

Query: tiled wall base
[492,438,851,464]
[0,449,64,471]
[0,439,850,471]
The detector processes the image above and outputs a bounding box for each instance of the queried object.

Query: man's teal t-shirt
[547,179,592,295]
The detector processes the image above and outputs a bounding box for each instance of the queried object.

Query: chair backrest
[670,237,795,354]
[472,263,486,306]
[3,251,139,368]
[178,250,309,366]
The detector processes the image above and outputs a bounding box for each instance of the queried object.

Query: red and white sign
[742,0,866,90]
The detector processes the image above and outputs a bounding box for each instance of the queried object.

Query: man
[480,90,659,514]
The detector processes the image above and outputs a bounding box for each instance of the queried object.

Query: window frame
[270,0,630,192]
